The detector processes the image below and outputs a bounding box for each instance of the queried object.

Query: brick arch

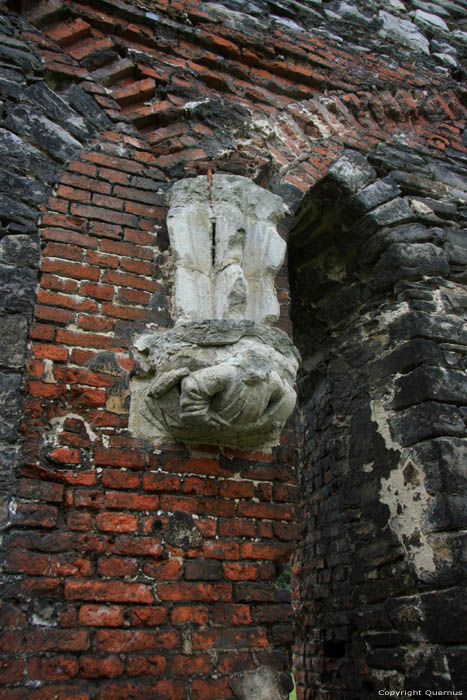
[3,124,301,700]
[288,148,467,698]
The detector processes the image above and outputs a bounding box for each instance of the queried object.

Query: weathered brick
[96,629,180,652]
[65,580,154,603]
[157,582,232,602]
[78,605,124,627]
[96,512,138,533]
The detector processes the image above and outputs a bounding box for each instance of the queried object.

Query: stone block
[0,371,23,441]
[0,314,29,370]
[327,149,376,195]
[3,105,82,164]
[371,242,449,287]
[394,365,467,408]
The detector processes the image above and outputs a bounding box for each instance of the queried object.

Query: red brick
[84,152,145,174]
[116,287,150,305]
[29,323,56,341]
[241,542,293,562]
[48,16,91,46]
[0,657,25,684]
[102,470,140,490]
[157,582,232,602]
[130,606,168,626]
[219,479,255,499]
[163,456,232,477]
[94,448,148,469]
[79,603,124,627]
[159,494,204,515]
[65,580,154,603]
[42,227,98,249]
[26,629,90,652]
[38,289,98,313]
[19,478,64,502]
[143,559,182,579]
[80,281,115,301]
[41,274,79,294]
[113,78,156,106]
[126,655,167,677]
[142,472,180,492]
[41,259,100,281]
[85,250,119,269]
[77,314,114,332]
[79,655,124,679]
[34,304,75,324]
[5,551,49,576]
[98,167,130,184]
[0,603,26,629]
[101,303,147,320]
[56,184,91,203]
[49,447,80,464]
[102,269,158,292]
[69,386,107,408]
[55,367,115,388]
[236,501,294,520]
[171,605,209,626]
[171,655,212,678]
[124,227,155,245]
[97,556,138,577]
[70,203,138,228]
[26,381,64,399]
[202,541,240,560]
[32,343,68,362]
[96,512,138,533]
[62,172,111,194]
[41,213,88,232]
[192,678,230,699]
[95,629,180,652]
[28,655,78,681]
[13,503,58,528]
[0,631,23,653]
[66,511,94,531]
[108,536,164,557]
[223,562,259,581]
[56,329,125,351]
[218,519,256,538]
[89,220,122,239]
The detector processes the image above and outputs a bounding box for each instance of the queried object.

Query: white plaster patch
[372,399,436,577]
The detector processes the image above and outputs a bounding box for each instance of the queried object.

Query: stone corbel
[130,174,299,448]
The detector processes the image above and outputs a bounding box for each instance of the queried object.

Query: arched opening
[288,147,467,697]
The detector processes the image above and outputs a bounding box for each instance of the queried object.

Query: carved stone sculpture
[129,175,299,448]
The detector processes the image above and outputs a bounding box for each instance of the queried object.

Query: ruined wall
[290,147,467,698]
[0,0,466,697]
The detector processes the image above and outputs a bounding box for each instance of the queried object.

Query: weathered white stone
[131,175,299,448]
[337,1,372,24]
[433,52,458,68]
[385,0,407,12]
[378,10,430,54]
[452,29,467,44]
[167,174,286,325]
[230,666,286,700]
[130,320,299,448]
[413,8,449,29]
[411,0,451,17]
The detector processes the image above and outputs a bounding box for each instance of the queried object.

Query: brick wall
[0,0,466,697]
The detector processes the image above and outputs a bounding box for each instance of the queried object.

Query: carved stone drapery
[129,175,299,448]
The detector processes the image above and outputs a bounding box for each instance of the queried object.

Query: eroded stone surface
[130,320,299,448]
[167,174,286,325]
